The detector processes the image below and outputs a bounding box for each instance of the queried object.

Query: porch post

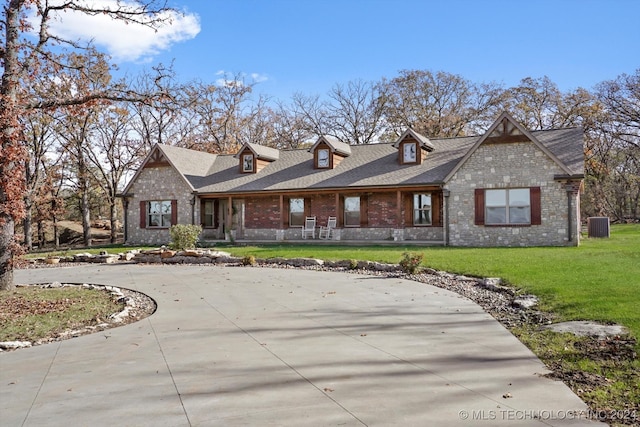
[396,190,402,227]
[227,196,233,232]
[190,192,197,225]
[442,189,450,246]
[279,194,284,229]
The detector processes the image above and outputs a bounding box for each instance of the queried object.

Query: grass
[25,246,154,259]
[0,286,123,342]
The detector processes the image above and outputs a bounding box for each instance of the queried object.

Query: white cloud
[215,70,269,87]
[37,0,200,63]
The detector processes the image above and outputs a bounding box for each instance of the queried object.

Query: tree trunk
[78,161,92,247]
[81,187,92,247]
[53,214,60,248]
[37,220,44,248]
[23,201,32,250]
[110,201,117,244]
[0,216,15,291]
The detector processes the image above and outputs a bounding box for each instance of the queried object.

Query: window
[242,153,254,172]
[344,197,360,227]
[203,200,215,227]
[148,200,172,227]
[485,189,531,225]
[289,198,305,227]
[413,193,432,225]
[317,148,330,168]
[403,142,417,163]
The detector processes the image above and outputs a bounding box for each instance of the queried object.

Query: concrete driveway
[2,264,603,426]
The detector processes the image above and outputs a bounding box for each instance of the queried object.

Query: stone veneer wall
[126,165,195,245]
[445,141,581,247]
[243,226,443,242]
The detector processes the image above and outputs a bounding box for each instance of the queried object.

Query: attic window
[242,153,254,173]
[317,148,330,168]
[403,142,417,163]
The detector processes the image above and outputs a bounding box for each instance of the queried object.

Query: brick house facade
[121,113,584,247]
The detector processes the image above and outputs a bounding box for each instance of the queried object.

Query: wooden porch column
[227,196,233,231]
[279,194,284,229]
[396,190,402,228]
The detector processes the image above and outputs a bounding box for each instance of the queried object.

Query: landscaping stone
[543,321,628,338]
[133,254,162,263]
[284,257,324,267]
[0,341,32,350]
[512,294,539,309]
[180,249,202,257]
[160,250,176,259]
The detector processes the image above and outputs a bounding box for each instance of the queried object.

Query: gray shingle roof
[154,127,583,195]
[309,135,352,156]
[158,144,217,178]
[533,128,584,176]
[237,142,280,161]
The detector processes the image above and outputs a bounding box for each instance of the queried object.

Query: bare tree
[86,105,146,242]
[291,80,387,144]
[270,101,314,149]
[596,70,640,150]
[1,0,175,290]
[379,70,504,138]
[181,73,271,153]
[129,64,183,147]
[22,108,56,250]
[326,80,387,144]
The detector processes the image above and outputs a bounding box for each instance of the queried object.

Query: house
[120,112,584,247]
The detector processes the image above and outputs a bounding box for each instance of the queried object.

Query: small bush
[169,224,202,250]
[399,252,424,274]
[242,255,256,266]
[349,259,359,270]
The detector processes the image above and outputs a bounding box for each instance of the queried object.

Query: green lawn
[225,224,640,345]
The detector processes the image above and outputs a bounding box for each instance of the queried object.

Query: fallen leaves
[0,295,77,319]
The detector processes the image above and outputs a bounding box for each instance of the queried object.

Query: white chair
[319,216,337,239]
[302,216,316,239]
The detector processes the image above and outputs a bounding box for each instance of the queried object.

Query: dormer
[393,129,434,165]
[308,136,351,169]
[235,142,279,174]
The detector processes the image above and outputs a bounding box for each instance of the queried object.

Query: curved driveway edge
[3,264,603,426]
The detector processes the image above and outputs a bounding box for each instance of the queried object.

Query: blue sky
[53,0,640,101]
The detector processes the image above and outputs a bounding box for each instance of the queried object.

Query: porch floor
[200,238,446,246]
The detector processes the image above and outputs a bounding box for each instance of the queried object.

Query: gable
[143,148,171,168]
[443,112,577,182]
[484,116,531,144]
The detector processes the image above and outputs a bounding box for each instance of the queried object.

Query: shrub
[169,224,202,250]
[241,255,256,266]
[399,252,424,274]
[349,259,359,270]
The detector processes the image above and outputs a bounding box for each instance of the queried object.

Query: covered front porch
[195,186,447,244]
